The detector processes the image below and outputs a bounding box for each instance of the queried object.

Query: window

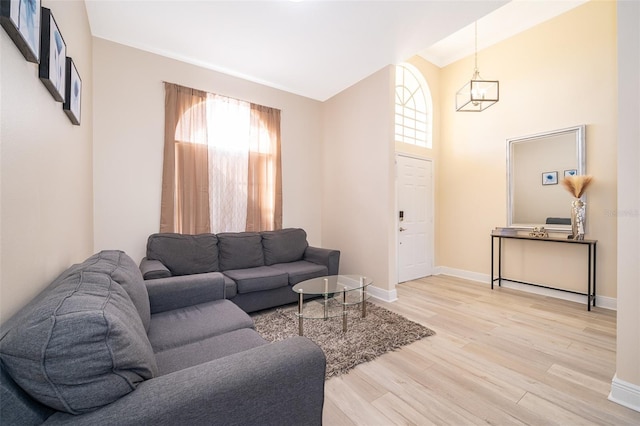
[395,63,433,148]
[161,83,282,234]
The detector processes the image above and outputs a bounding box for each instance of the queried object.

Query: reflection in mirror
[507,125,585,231]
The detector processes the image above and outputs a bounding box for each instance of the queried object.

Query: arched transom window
[395,63,433,148]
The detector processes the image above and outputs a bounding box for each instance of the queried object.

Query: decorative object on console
[0,0,41,63]
[38,7,65,102]
[528,227,548,238]
[561,175,593,240]
[456,21,499,112]
[63,57,81,125]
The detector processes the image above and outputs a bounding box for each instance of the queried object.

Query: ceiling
[85,0,587,102]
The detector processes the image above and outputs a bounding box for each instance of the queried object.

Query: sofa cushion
[224,266,289,294]
[80,250,151,331]
[154,328,267,375]
[0,270,157,415]
[147,233,219,276]
[261,228,309,266]
[217,232,264,271]
[270,261,329,285]
[147,299,254,352]
[224,274,238,298]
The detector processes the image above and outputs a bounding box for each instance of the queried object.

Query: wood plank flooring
[322,275,640,425]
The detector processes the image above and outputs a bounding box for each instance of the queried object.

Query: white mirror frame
[507,125,586,232]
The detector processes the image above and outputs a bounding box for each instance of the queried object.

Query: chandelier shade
[456,72,499,112]
[455,22,499,112]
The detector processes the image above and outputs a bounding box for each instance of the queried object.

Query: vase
[571,199,586,240]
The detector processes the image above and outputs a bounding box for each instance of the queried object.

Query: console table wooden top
[490,230,597,245]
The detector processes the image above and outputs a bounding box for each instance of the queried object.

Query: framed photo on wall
[0,0,41,63]
[63,57,81,125]
[39,7,65,102]
[542,171,558,185]
[564,169,577,178]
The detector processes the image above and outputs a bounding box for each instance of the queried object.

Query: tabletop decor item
[562,175,593,240]
[529,227,548,238]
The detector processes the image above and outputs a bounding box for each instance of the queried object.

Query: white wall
[612,0,640,410]
[92,39,324,263]
[0,0,94,323]
[321,66,396,298]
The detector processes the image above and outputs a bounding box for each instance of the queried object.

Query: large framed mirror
[507,125,586,231]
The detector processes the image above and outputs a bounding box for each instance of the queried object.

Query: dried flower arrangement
[561,175,593,198]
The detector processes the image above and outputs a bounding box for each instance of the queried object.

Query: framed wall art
[542,171,558,186]
[564,169,577,178]
[63,57,81,125]
[0,0,41,63]
[39,7,65,102]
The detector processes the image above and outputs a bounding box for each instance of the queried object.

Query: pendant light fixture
[456,22,499,112]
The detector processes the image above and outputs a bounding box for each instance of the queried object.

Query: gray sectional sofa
[0,250,326,425]
[139,228,341,313]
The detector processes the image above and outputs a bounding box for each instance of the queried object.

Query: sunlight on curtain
[162,82,282,234]
[207,94,250,233]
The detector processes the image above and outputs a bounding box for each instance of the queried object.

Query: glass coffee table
[292,274,373,336]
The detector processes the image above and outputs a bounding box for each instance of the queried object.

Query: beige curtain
[160,83,211,234]
[246,104,282,231]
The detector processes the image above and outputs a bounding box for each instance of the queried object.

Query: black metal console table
[490,230,597,311]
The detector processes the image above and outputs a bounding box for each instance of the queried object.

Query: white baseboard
[368,285,398,303]
[609,375,640,413]
[434,266,616,311]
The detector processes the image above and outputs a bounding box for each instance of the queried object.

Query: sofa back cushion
[147,233,219,276]
[82,250,151,331]
[217,232,264,271]
[0,261,158,415]
[262,228,309,265]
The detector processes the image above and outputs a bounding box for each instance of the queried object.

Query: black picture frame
[0,0,41,63]
[542,171,558,185]
[63,57,81,125]
[38,7,65,102]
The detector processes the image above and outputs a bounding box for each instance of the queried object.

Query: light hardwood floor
[322,275,640,425]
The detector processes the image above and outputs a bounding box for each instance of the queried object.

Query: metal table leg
[298,292,304,336]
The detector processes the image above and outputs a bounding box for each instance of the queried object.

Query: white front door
[397,155,433,283]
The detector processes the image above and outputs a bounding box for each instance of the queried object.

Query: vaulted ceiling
[85,0,586,101]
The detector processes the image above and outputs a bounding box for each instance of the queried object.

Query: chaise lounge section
[0,250,326,425]
[139,228,340,313]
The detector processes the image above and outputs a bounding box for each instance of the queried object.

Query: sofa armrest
[304,246,340,275]
[44,337,326,426]
[139,257,172,280]
[145,273,226,314]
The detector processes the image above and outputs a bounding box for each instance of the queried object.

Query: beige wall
[322,66,396,296]
[614,0,640,405]
[0,0,94,323]
[92,39,324,263]
[436,1,618,298]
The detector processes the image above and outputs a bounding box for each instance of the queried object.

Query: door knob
[399,227,406,232]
